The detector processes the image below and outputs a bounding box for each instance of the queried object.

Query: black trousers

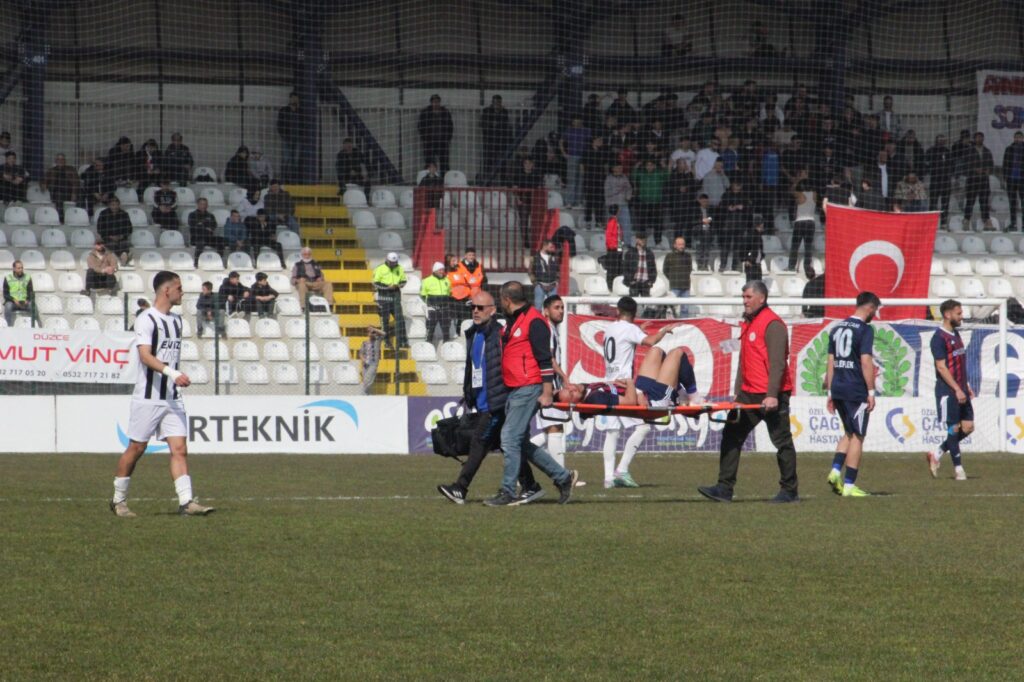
[929,182,951,224]
[424,297,451,343]
[964,175,990,223]
[192,234,227,265]
[1007,178,1023,230]
[378,298,408,347]
[455,411,537,492]
[717,391,798,495]
[788,220,815,274]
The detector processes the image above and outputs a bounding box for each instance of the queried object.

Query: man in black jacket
[1002,131,1024,232]
[436,290,538,504]
[964,132,995,231]
[189,198,226,267]
[480,95,512,182]
[621,235,657,298]
[530,239,560,311]
[417,95,454,173]
[335,138,369,194]
[277,92,302,182]
[925,135,953,226]
[97,196,132,264]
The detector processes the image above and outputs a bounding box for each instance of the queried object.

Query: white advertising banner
[0,396,57,452]
[757,397,1016,454]
[55,395,409,454]
[976,70,1024,166]
[0,328,135,384]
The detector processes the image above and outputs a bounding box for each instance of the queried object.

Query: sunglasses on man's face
[471,304,494,311]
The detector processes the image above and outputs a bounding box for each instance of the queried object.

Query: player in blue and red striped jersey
[926,299,974,481]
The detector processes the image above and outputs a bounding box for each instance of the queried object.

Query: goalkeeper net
[556,297,1020,454]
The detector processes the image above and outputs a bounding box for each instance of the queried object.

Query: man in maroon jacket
[484,282,579,506]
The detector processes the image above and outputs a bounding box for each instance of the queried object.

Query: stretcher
[544,402,765,424]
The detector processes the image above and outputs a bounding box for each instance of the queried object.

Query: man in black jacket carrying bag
[436,290,539,504]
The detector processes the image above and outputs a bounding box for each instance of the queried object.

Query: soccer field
[2,452,1022,680]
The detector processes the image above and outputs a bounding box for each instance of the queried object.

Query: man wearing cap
[249,272,278,318]
[420,261,452,344]
[417,94,454,173]
[373,253,408,348]
[85,238,119,295]
[290,246,334,312]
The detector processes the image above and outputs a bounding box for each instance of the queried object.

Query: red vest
[605,216,620,251]
[502,306,545,387]
[740,306,793,395]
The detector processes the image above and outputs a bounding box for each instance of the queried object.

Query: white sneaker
[925,450,941,478]
[109,500,136,518]
[954,467,967,481]
[603,479,615,489]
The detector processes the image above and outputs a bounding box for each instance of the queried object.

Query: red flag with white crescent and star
[824,204,939,320]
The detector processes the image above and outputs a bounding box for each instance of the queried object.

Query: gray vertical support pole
[20,19,48,181]
[553,0,585,131]
[304,304,311,395]
[214,322,220,396]
[295,1,322,184]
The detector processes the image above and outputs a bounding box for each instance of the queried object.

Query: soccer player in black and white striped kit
[110,271,214,517]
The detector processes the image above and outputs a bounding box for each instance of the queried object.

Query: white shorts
[127,400,188,443]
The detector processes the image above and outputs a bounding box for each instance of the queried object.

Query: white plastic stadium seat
[974,257,1001,277]
[313,318,341,339]
[263,340,290,362]
[20,250,45,270]
[333,364,361,385]
[991,236,1016,255]
[115,187,139,206]
[35,294,63,315]
[380,210,406,230]
[342,189,367,207]
[934,235,958,254]
[958,278,986,298]
[322,340,350,362]
[197,252,224,271]
[175,187,196,206]
[96,295,124,315]
[1004,258,1024,277]
[351,209,377,229]
[370,189,396,208]
[160,230,186,248]
[273,364,300,385]
[167,251,194,272]
[181,363,208,384]
[399,189,414,209]
[406,319,427,340]
[929,277,957,298]
[202,341,230,362]
[0,249,14,269]
[4,206,31,226]
[440,341,466,362]
[49,250,76,271]
[74,317,100,331]
[64,207,90,227]
[138,251,165,270]
[120,272,145,293]
[410,341,437,362]
[960,235,987,255]
[276,231,301,250]
[256,252,283,271]
[696,277,724,296]
[227,251,254,271]
[254,318,283,339]
[179,340,200,361]
[40,228,66,247]
[199,187,226,207]
[987,278,1014,298]
[43,317,70,330]
[66,295,94,315]
[241,363,270,385]
[70,228,95,248]
[11,228,37,247]
[61,273,88,295]
[27,185,50,204]
[127,207,150,228]
[945,257,973,276]
[420,364,448,385]
[547,190,564,209]
[583,276,610,295]
[35,207,61,227]
[290,340,320,362]
[929,259,944,276]
[226,318,252,339]
[31,272,54,292]
[377,232,403,250]
[571,255,598,274]
[130,229,156,248]
[285,319,307,339]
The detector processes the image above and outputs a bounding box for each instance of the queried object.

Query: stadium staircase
[289,185,426,396]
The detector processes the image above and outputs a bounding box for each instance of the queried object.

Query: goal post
[559,296,1016,454]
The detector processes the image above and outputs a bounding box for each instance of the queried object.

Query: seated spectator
[248,147,273,188]
[291,246,335,312]
[80,157,115,214]
[84,238,119,294]
[97,197,132,264]
[225,146,256,187]
[151,178,178,230]
[196,281,217,337]
[246,209,285,264]
[336,137,369,193]
[0,151,28,202]
[418,161,444,208]
[41,153,79,221]
[219,271,250,316]
[163,132,193,184]
[263,179,299,232]
[3,260,33,327]
[106,136,136,185]
[0,131,15,158]
[136,138,162,194]
[188,197,226,266]
[224,209,249,256]
[248,272,278,318]
[802,271,825,318]
[237,187,263,220]
[895,172,928,212]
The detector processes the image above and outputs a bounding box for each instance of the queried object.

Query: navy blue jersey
[930,328,967,396]
[582,382,620,407]
[827,317,873,401]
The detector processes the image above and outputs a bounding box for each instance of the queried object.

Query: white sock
[174,475,193,506]
[547,431,565,467]
[112,476,130,504]
[603,430,620,482]
[934,449,945,461]
[955,465,965,474]
[617,424,651,474]
[530,432,545,448]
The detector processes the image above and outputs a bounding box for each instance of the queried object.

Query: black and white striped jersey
[132,308,183,402]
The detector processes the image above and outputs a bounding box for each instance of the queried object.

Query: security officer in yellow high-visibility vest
[3,259,34,327]
[372,252,408,348]
[420,261,452,344]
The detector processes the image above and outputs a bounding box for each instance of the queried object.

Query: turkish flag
[824,204,939,320]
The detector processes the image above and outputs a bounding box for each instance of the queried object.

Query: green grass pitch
[2,451,1023,680]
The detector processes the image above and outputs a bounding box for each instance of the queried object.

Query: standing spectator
[859,115,884,167]
[606,89,637,127]
[950,128,973,181]
[151,178,178,231]
[698,280,800,503]
[41,153,79,221]
[856,178,886,212]
[759,139,781,216]
[84,238,119,294]
[662,236,693,317]
[604,162,633,245]
[224,209,249,255]
[218,271,250,316]
[81,157,115,215]
[1002,131,1024,231]
[448,248,487,325]
[485,281,578,506]
[801,271,826,318]
[262,179,299,232]
[789,176,817,275]
[225,146,256,188]
[196,281,217,337]
[135,138,162,195]
[632,158,669,246]
[3,260,33,327]
[248,147,273,188]
[0,151,28,202]
[277,92,302,182]
[561,116,591,208]
[720,179,750,272]
[781,136,808,189]
[693,193,715,270]
[359,326,385,394]
[247,209,285,265]
[863,150,892,207]
[510,157,542,239]
[188,198,225,267]
[163,132,193,184]
[701,159,731,209]
[248,272,278,318]
[621,235,657,298]
[417,95,454,173]
[480,95,513,181]
[530,239,560,312]
[290,246,335,312]
[237,187,263,221]
[602,204,623,290]
[694,138,721,180]
[335,138,369,194]
[669,137,697,170]
[97,196,132,265]
[420,261,452,344]
[897,130,925,175]
[964,132,995,231]
[877,95,902,139]
[668,158,698,239]
[0,131,15,158]
[895,172,928,212]
[581,135,610,228]
[582,93,604,132]
[738,215,766,281]
[372,252,408,349]
[106,136,136,185]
